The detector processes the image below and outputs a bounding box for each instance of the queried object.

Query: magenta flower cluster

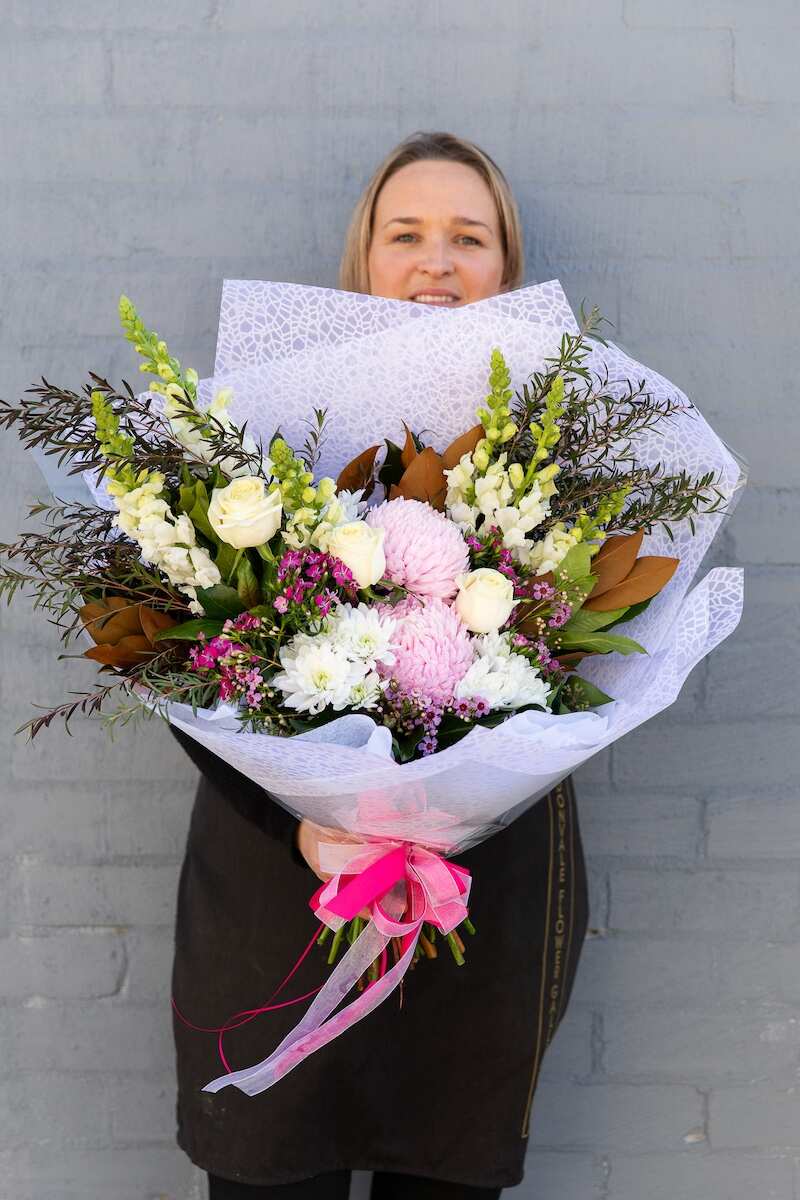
[466,526,519,584]
[187,619,267,710]
[274,548,357,619]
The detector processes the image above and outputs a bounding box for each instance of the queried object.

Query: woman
[169,131,589,1200]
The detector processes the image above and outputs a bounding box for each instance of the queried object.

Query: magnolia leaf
[588,531,644,598]
[601,596,653,631]
[138,605,178,646]
[556,650,592,669]
[568,677,615,707]
[194,584,246,619]
[400,423,417,469]
[84,634,153,667]
[378,439,405,491]
[79,599,142,644]
[441,424,484,471]
[155,617,224,641]
[236,555,261,608]
[395,447,447,510]
[559,630,646,656]
[336,444,380,495]
[584,555,680,611]
[562,605,631,637]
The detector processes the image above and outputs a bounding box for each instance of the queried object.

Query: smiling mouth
[410,292,460,305]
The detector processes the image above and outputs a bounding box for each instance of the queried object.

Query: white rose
[455,567,515,634]
[326,521,386,589]
[207,476,283,549]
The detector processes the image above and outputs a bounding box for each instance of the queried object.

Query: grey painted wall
[1,2,798,1197]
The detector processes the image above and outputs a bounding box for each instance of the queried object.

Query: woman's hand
[295,818,371,919]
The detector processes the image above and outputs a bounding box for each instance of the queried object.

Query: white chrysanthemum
[326,603,397,669]
[473,631,515,659]
[273,637,367,715]
[454,647,550,711]
[349,670,384,710]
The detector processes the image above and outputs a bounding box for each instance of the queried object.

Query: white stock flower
[208,476,283,549]
[454,648,550,711]
[447,500,480,532]
[455,568,516,634]
[325,521,386,589]
[494,483,551,554]
[273,636,367,715]
[326,603,397,669]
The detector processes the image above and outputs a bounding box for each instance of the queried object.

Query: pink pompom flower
[380,597,474,704]
[366,497,469,601]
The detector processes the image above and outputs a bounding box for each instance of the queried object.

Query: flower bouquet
[0,279,744,1096]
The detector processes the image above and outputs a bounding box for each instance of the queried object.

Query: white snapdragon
[454,641,550,711]
[493,483,551,556]
[163,387,262,478]
[273,636,367,715]
[326,603,397,669]
[522,524,581,575]
[111,474,221,605]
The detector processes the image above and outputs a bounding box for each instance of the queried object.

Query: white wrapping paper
[115,278,746,856]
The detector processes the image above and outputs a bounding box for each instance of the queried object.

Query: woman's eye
[392,234,482,245]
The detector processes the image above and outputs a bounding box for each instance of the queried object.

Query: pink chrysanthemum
[366,497,469,600]
[380,598,474,704]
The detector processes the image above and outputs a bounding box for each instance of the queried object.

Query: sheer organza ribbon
[201,840,471,1096]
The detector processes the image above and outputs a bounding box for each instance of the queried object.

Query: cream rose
[326,521,386,589]
[455,567,515,634]
[207,477,283,549]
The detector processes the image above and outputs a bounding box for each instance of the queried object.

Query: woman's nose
[417,240,455,276]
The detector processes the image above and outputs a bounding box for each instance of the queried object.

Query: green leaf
[600,596,653,632]
[194,584,246,619]
[559,630,646,656]
[236,555,261,608]
[562,605,631,637]
[177,479,216,543]
[214,541,239,580]
[567,677,615,707]
[555,542,593,583]
[154,617,224,641]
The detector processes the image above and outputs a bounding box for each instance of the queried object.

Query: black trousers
[207,1170,503,1200]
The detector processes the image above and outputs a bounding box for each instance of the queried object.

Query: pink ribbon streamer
[201,840,471,1097]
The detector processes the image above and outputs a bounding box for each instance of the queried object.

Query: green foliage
[558,629,646,656]
[193,584,246,619]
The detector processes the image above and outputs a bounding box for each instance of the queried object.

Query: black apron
[169,727,589,1189]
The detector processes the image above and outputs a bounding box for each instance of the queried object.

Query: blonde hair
[338,130,524,295]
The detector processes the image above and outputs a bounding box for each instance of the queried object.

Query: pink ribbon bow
[201,841,471,1097]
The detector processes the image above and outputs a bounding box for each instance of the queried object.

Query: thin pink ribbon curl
[201,841,471,1097]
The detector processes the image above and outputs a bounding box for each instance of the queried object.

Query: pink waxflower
[381,597,474,704]
[366,497,469,601]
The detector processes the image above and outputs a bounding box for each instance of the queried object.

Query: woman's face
[366,159,507,307]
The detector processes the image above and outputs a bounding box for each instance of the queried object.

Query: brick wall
[0,2,797,1197]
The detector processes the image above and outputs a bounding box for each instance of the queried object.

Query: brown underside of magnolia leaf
[441,424,484,471]
[138,605,178,646]
[584,554,680,611]
[79,599,143,644]
[395,447,447,510]
[587,531,644,599]
[400,424,417,469]
[84,635,155,667]
[336,444,380,496]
